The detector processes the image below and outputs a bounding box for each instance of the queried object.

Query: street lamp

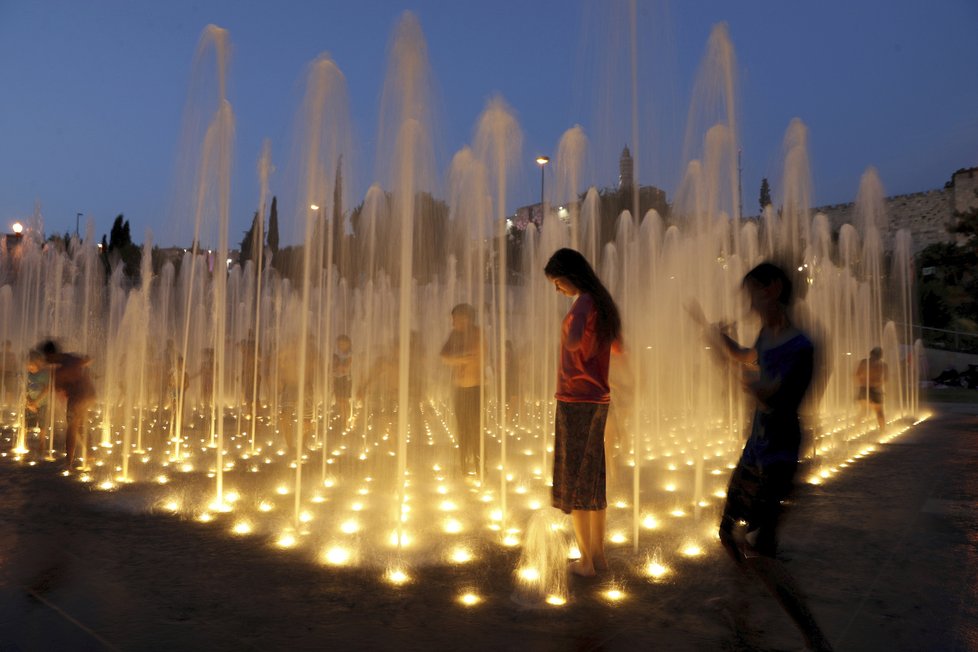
[535,156,549,224]
[11,222,23,235]
[76,212,82,237]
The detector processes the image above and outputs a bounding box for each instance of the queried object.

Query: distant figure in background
[440,303,483,476]
[544,248,621,578]
[697,262,832,652]
[39,339,96,469]
[854,346,886,432]
[332,334,353,427]
[240,329,261,411]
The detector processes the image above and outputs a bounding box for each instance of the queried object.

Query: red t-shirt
[556,293,611,404]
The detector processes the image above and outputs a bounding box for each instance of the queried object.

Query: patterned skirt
[551,401,609,513]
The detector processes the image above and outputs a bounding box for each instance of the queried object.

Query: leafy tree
[759,178,772,213]
[267,196,279,254]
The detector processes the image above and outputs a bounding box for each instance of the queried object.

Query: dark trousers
[454,386,481,473]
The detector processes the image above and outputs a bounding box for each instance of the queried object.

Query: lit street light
[535,156,549,224]
[11,222,23,235]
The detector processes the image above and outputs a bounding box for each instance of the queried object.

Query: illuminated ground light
[439,500,457,512]
[209,499,233,513]
[517,567,540,582]
[642,515,659,530]
[276,532,297,548]
[385,568,410,585]
[502,530,520,546]
[340,519,360,534]
[323,546,352,566]
[232,521,253,535]
[198,512,214,523]
[545,595,566,606]
[670,508,686,517]
[609,531,627,544]
[156,474,169,484]
[98,481,116,491]
[458,592,481,606]
[603,587,626,602]
[389,531,412,547]
[163,499,180,512]
[449,547,473,564]
[443,518,463,534]
[258,501,274,512]
[645,560,670,580]
[681,543,703,557]
[275,484,290,495]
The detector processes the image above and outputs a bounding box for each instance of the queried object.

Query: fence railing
[915,324,978,355]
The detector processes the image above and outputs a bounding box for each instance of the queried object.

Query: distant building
[510,146,669,242]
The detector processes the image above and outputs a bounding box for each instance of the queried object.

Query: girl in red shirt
[544,248,621,577]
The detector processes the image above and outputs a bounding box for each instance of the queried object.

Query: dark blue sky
[2,0,976,246]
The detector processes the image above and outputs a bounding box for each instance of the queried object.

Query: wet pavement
[0,404,975,651]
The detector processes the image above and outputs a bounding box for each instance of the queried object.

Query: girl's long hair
[544,248,621,345]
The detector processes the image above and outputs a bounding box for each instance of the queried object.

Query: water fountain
[0,12,925,608]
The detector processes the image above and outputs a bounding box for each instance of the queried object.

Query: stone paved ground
[0,403,975,651]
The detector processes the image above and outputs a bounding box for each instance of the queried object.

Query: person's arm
[716,326,755,364]
[685,298,754,364]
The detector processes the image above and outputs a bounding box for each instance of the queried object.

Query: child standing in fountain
[440,304,483,476]
[854,346,886,432]
[700,262,832,651]
[39,340,96,469]
[544,248,621,577]
[332,334,353,427]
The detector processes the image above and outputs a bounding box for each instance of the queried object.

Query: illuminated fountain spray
[0,14,927,601]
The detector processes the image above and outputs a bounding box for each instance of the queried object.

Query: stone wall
[814,167,978,254]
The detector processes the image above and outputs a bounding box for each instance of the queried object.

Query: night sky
[1,0,976,247]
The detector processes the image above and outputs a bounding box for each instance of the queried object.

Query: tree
[108,214,132,252]
[267,196,280,254]
[103,214,140,279]
[759,178,772,213]
[239,210,262,266]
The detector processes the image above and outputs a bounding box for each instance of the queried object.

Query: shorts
[333,376,352,399]
[856,386,883,405]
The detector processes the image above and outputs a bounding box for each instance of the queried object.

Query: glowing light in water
[443,518,463,534]
[681,543,703,557]
[277,532,297,548]
[385,568,409,585]
[449,547,472,564]
[518,567,540,581]
[642,515,659,529]
[340,519,360,534]
[545,595,566,606]
[232,521,253,535]
[323,546,352,566]
[458,592,481,606]
[603,587,625,602]
[646,560,669,579]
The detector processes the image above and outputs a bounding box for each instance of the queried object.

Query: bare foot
[569,560,596,577]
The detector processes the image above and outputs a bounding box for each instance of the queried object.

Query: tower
[618,146,634,192]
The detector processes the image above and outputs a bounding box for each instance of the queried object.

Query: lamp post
[76,212,82,238]
[535,156,549,224]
